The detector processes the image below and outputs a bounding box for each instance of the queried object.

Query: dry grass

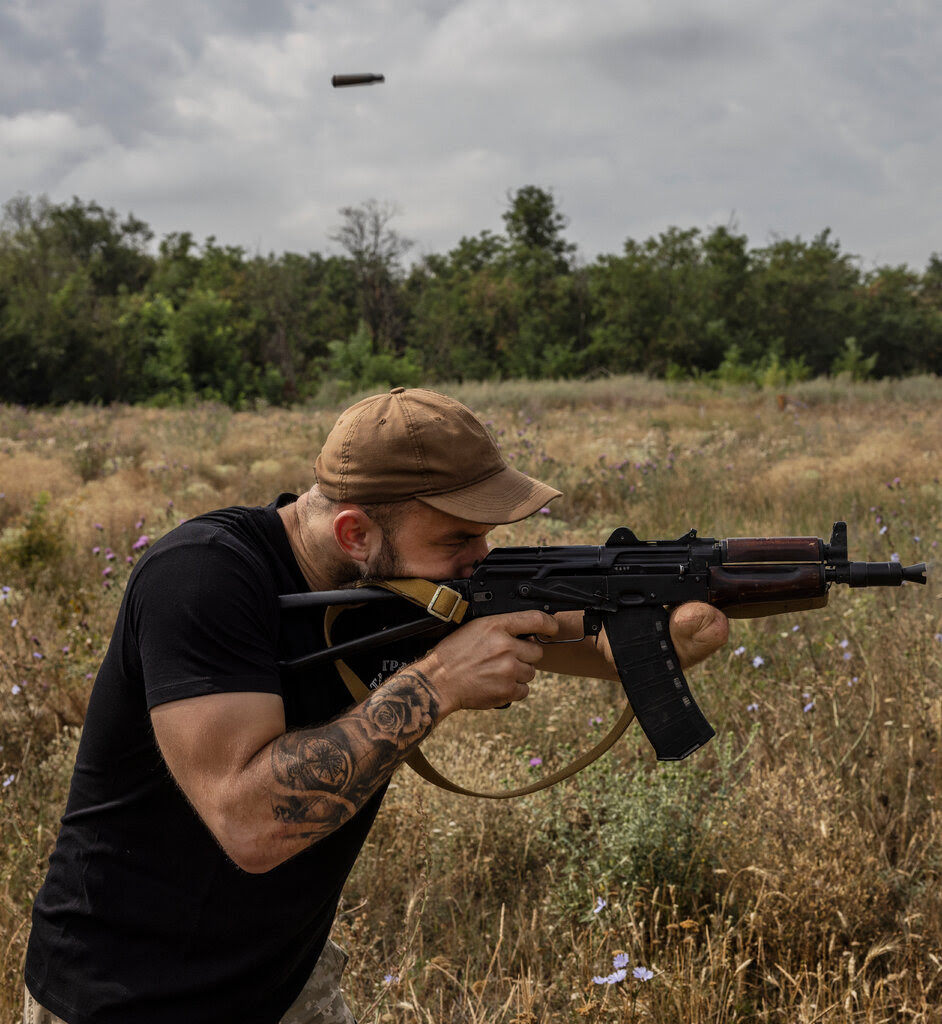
[1,376,940,1023]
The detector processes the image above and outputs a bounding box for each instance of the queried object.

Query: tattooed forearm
[268,668,439,840]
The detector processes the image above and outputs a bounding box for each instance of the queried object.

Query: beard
[360,539,406,584]
[333,533,406,589]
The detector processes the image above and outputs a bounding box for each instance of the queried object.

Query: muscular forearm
[156,668,443,875]
[265,667,438,851]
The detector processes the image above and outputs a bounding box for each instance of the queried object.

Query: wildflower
[890,552,900,562]
[94,523,103,530]
[804,701,815,712]
[843,652,852,661]
[633,966,654,981]
[792,624,800,632]
[879,525,888,535]
[752,655,765,668]
[105,549,115,561]
[733,645,746,656]
[383,973,399,985]
[593,897,607,914]
[102,567,113,577]
[11,618,18,628]
[92,546,100,555]
[589,715,603,726]
[538,507,551,515]
[592,969,627,985]
[528,757,543,768]
[935,634,942,643]
[12,684,21,695]
[839,639,849,648]
[132,535,150,551]
[3,774,14,788]
[32,651,43,660]
[746,702,759,712]
[612,952,629,970]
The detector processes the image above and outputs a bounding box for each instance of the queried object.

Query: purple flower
[613,952,630,969]
[528,756,543,768]
[132,535,150,551]
[747,702,759,712]
[633,966,654,981]
[803,701,815,713]
[593,969,627,985]
[593,897,607,914]
[383,973,399,985]
[752,655,765,668]
[733,646,746,657]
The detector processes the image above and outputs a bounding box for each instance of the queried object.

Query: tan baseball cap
[315,388,562,524]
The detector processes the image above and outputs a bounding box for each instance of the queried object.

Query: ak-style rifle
[279,522,926,763]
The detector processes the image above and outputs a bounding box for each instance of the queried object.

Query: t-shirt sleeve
[127,535,284,709]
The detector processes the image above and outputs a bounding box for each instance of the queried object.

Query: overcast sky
[2,0,939,271]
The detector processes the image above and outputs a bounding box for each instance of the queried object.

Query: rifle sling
[323,578,636,799]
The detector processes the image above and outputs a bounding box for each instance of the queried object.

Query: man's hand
[669,601,729,669]
[415,610,559,717]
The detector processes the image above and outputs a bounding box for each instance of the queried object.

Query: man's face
[365,503,493,582]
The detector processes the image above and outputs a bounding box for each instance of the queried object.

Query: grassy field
[1,376,940,1023]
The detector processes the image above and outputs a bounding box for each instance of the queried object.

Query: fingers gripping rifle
[279,522,926,763]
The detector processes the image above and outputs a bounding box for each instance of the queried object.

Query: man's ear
[332,508,382,564]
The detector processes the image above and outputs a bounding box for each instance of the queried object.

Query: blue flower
[593,897,607,914]
[612,952,629,969]
[746,702,759,712]
[633,966,654,981]
[592,969,627,985]
[752,655,765,668]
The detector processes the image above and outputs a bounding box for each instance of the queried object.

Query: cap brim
[417,466,562,525]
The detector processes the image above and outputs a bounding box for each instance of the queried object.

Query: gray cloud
[1,0,938,269]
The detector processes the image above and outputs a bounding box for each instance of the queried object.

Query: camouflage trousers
[23,939,356,1024]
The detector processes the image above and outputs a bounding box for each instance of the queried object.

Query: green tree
[748,230,861,375]
[329,199,412,353]
[0,194,154,403]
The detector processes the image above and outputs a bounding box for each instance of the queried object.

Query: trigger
[584,609,603,640]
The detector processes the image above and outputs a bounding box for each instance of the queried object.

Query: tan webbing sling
[324,578,636,799]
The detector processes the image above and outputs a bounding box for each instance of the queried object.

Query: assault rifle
[279,522,926,763]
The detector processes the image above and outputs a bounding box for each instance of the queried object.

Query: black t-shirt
[25,496,387,1024]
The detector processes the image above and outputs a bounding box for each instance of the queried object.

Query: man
[24,387,728,1023]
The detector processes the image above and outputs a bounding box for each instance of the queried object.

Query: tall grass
[1,377,939,1022]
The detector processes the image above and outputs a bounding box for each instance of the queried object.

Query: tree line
[1,188,940,407]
